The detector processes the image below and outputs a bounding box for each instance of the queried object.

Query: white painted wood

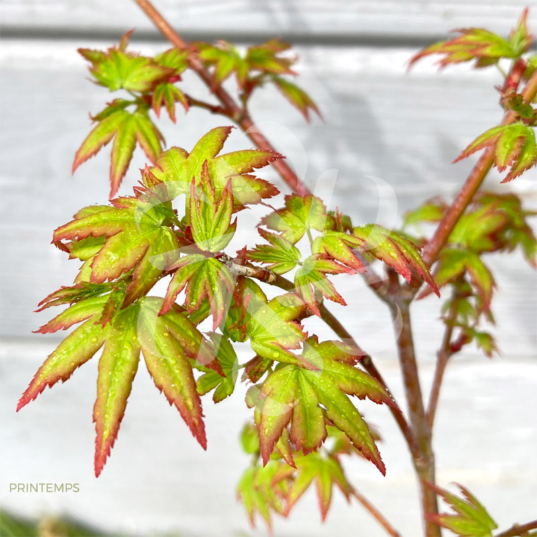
[0,0,535,43]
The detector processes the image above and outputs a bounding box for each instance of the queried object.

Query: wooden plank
[0,41,536,358]
[0,0,535,43]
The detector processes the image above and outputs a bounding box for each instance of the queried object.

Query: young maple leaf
[246,39,296,76]
[243,287,308,368]
[196,333,239,403]
[311,231,366,272]
[53,186,179,307]
[353,224,440,294]
[428,483,498,537]
[454,123,537,182]
[160,254,234,330]
[78,31,175,92]
[248,229,301,275]
[150,126,281,208]
[19,297,217,476]
[152,83,189,123]
[261,194,328,244]
[237,462,287,530]
[253,339,396,473]
[272,452,351,521]
[409,9,532,69]
[418,248,495,310]
[271,75,322,121]
[294,254,354,316]
[72,103,165,198]
[189,162,237,253]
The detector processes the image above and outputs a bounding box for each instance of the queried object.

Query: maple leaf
[151,126,281,208]
[419,248,495,310]
[246,39,296,76]
[272,452,351,521]
[196,41,249,89]
[353,224,440,294]
[311,231,365,272]
[153,48,190,75]
[237,462,287,530]
[454,123,537,182]
[196,333,239,403]
[152,82,189,123]
[272,76,321,121]
[403,198,448,230]
[189,162,237,252]
[19,296,216,476]
[294,254,354,316]
[261,194,328,244]
[160,254,234,330]
[79,32,174,92]
[248,229,301,275]
[428,483,498,537]
[409,9,532,69]
[243,287,308,367]
[53,186,179,307]
[254,339,396,473]
[72,103,165,198]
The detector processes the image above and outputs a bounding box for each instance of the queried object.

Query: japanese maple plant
[17,2,537,536]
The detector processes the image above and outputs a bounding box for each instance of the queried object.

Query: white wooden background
[0,1,536,536]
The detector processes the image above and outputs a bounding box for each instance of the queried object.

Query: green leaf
[509,8,533,57]
[196,333,238,402]
[161,254,234,330]
[261,195,328,244]
[243,286,307,367]
[79,38,174,92]
[272,76,321,121]
[312,231,365,272]
[246,39,296,75]
[294,254,353,316]
[189,162,237,252]
[419,249,495,310]
[273,452,351,521]
[20,296,215,476]
[353,224,439,294]
[151,126,280,208]
[53,190,179,306]
[409,21,521,69]
[428,483,498,537]
[248,228,301,275]
[255,345,395,473]
[237,462,286,530]
[454,123,537,182]
[196,41,249,88]
[73,105,164,198]
[403,198,447,229]
[154,48,189,74]
[152,82,189,123]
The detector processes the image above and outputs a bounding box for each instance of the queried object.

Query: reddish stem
[133,0,311,197]
[350,486,402,537]
[495,520,537,537]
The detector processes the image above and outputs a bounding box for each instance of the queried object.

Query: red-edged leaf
[272,76,321,121]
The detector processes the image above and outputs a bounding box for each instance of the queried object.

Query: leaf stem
[132,0,311,197]
[495,520,537,537]
[350,486,402,537]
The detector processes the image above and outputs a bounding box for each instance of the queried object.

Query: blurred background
[1,1,536,536]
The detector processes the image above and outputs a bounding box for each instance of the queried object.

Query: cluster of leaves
[21,124,438,484]
[410,10,537,183]
[406,192,537,357]
[428,484,498,537]
[236,421,379,529]
[73,34,321,200]
[409,9,533,69]
[194,38,321,120]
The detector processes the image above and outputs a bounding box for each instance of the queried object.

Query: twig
[184,94,229,116]
[133,0,311,197]
[419,68,537,272]
[495,520,537,537]
[390,299,440,537]
[350,486,402,537]
[427,289,460,429]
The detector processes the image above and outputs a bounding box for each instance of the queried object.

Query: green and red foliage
[18,4,537,537]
